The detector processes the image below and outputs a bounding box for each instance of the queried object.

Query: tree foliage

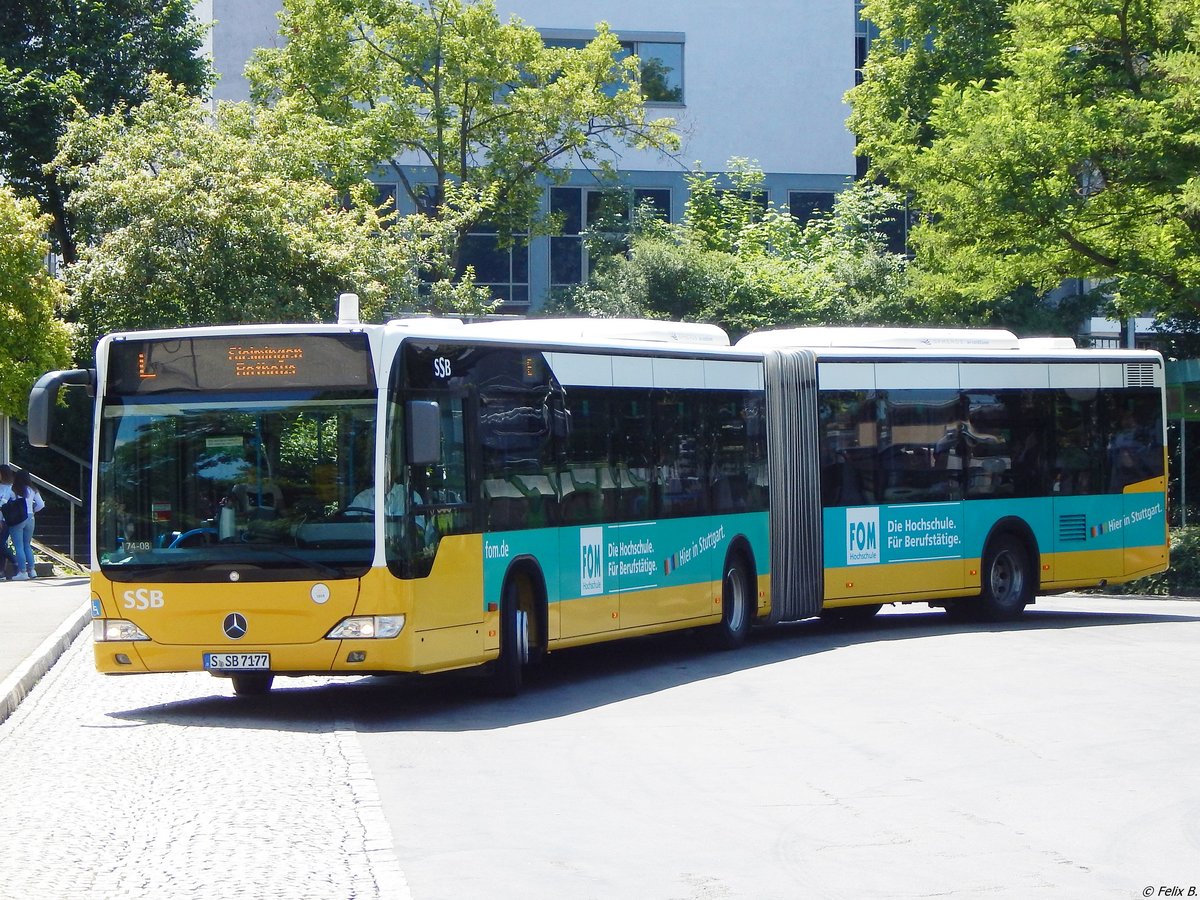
[0,186,73,417]
[549,161,915,337]
[53,77,492,356]
[848,0,1200,321]
[246,0,679,274]
[0,0,209,263]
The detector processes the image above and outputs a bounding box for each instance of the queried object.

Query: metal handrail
[17,468,84,563]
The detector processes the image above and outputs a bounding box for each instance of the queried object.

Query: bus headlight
[325,615,406,640]
[94,619,150,642]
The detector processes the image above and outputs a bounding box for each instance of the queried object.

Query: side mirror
[406,400,441,466]
[27,369,96,447]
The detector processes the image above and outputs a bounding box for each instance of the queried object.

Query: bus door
[558,389,624,638]
[388,381,480,630]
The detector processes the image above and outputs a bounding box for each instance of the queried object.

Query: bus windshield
[97,390,377,581]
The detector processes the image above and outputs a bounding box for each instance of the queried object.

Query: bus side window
[1006,390,1052,498]
[615,392,653,520]
[479,391,556,530]
[964,392,1009,499]
[818,391,879,507]
[1105,389,1164,492]
[879,389,962,503]
[1054,391,1101,495]
[559,391,614,525]
[711,393,756,513]
[656,391,708,518]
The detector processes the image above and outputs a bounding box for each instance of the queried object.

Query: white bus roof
[446,317,731,346]
[737,326,1033,350]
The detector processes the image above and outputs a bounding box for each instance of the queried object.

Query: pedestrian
[0,465,18,579]
[5,469,45,580]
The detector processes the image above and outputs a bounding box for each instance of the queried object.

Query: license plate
[204,653,270,670]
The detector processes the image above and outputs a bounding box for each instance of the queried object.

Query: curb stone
[0,600,91,725]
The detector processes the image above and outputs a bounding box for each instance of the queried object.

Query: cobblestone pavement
[0,633,408,900]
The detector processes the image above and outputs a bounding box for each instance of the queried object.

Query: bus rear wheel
[231,673,274,696]
[705,554,753,649]
[977,534,1033,622]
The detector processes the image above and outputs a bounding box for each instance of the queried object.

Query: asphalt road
[348,595,1200,899]
[2,594,1198,899]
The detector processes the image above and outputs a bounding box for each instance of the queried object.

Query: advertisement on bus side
[826,495,1166,569]
[481,511,769,606]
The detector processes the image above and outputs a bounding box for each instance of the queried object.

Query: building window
[633,188,671,221]
[550,187,672,289]
[382,182,530,311]
[550,187,586,288]
[789,191,836,226]
[461,224,530,311]
[543,31,685,104]
[879,197,913,256]
[626,41,683,103]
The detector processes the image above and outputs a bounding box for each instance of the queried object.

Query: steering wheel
[333,505,375,520]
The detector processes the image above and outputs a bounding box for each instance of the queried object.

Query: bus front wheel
[489,576,533,696]
[977,534,1034,622]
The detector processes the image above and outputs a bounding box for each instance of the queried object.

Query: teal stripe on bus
[482,511,771,608]
[824,494,1166,569]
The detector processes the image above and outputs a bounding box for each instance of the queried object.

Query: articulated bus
[29,301,1169,695]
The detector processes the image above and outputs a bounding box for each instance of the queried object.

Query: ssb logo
[846,507,880,566]
[579,527,604,596]
[122,588,165,610]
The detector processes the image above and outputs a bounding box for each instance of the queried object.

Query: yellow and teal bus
[28,302,1169,695]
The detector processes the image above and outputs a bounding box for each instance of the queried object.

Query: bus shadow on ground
[109,599,1200,734]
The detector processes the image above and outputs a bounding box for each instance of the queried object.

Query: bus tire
[705,553,753,650]
[976,533,1034,622]
[489,575,533,697]
[231,673,274,696]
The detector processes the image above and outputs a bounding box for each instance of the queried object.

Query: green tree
[0,0,209,264]
[53,77,491,355]
[0,186,72,417]
[550,161,915,337]
[848,0,1200,321]
[246,0,679,276]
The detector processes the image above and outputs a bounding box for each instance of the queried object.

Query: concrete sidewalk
[0,576,91,724]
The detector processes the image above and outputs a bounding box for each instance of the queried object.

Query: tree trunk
[45,175,77,266]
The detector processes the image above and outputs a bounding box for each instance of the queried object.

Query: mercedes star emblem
[223,613,248,640]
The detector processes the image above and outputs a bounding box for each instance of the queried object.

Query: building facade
[194,0,858,310]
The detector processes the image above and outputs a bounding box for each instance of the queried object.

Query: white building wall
[200,0,286,105]
[199,0,855,178]
[496,0,856,177]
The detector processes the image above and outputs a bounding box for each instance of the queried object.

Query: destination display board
[107,333,375,394]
